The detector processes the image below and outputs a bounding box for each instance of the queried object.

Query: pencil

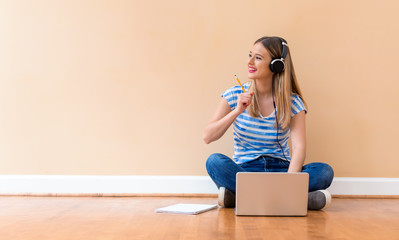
[235,75,246,93]
[234,75,252,105]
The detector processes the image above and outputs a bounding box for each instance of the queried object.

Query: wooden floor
[0,196,398,240]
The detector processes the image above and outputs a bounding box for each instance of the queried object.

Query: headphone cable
[273,98,288,162]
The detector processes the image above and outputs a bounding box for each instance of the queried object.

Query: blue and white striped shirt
[222,82,307,164]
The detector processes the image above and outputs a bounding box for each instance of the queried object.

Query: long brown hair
[248,36,307,130]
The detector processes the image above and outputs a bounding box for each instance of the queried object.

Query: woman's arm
[202,97,239,144]
[203,92,253,144]
[288,110,306,172]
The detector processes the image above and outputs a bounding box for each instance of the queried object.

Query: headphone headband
[281,40,288,59]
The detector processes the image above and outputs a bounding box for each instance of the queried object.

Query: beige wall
[0,0,398,177]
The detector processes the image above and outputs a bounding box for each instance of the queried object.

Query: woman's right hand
[235,92,254,113]
[203,91,254,144]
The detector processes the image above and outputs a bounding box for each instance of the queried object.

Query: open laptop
[235,172,309,216]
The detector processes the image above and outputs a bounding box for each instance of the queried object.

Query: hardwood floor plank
[0,197,398,240]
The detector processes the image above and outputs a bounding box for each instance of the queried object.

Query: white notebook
[155,203,218,215]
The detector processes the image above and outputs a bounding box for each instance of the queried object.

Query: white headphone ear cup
[270,59,285,74]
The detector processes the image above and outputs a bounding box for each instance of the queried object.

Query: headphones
[269,38,288,74]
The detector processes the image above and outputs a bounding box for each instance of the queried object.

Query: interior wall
[0,0,398,177]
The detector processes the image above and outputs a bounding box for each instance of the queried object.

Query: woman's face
[247,42,273,80]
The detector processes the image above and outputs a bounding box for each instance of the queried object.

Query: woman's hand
[203,91,253,144]
[235,92,254,114]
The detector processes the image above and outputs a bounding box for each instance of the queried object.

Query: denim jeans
[206,153,334,193]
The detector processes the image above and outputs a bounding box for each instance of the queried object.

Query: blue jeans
[206,153,334,193]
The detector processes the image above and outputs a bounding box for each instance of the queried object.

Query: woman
[203,36,334,210]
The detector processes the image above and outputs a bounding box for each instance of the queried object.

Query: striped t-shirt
[222,82,307,164]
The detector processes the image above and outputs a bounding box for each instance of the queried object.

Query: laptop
[235,172,309,216]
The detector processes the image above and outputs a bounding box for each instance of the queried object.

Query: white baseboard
[326,177,399,195]
[0,175,219,195]
[0,175,398,196]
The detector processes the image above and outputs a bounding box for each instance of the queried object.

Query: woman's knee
[206,153,230,171]
[305,162,334,190]
[319,163,334,188]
